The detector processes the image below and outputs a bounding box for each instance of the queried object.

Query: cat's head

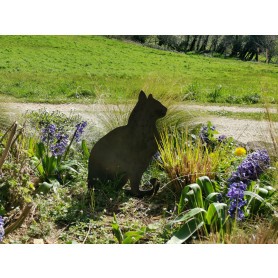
[128,91,167,125]
[138,90,167,119]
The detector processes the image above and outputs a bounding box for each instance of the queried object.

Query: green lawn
[0,35,277,103]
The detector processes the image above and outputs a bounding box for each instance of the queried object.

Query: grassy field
[0,35,277,104]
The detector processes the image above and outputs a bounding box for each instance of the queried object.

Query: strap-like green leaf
[258,187,269,198]
[178,183,204,213]
[167,219,204,244]
[264,186,275,197]
[122,230,146,244]
[169,208,207,225]
[178,186,190,214]
[204,192,221,210]
[244,191,276,213]
[35,142,45,159]
[59,165,78,173]
[197,176,214,197]
[112,213,123,244]
[188,183,204,209]
[206,203,227,225]
[81,139,90,160]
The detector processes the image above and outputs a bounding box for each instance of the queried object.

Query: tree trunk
[199,35,209,52]
[210,35,219,53]
[231,35,241,57]
[266,48,270,63]
[178,35,189,52]
[196,35,202,52]
[189,35,198,51]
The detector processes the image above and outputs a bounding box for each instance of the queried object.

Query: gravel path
[0,102,277,144]
[179,104,277,113]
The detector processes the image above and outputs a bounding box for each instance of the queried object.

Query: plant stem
[0,122,17,172]
[63,128,77,161]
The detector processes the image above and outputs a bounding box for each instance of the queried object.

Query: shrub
[242,93,261,104]
[207,85,222,103]
[182,83,200,101]
[225,94,243,104]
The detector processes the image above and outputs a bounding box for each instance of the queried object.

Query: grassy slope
[0,35,277,103]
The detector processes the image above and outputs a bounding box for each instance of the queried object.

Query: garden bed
[0,107,277,244]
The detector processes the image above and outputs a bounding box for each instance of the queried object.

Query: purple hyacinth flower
[50,133,69,156]
[41,124,57,143]
[228,149,270,184]
[0,216,4,242]
[199,123,217,144]
[74,121,87,142]
[218,134,227,143]
[200,126,209,144]
[226,149,270,221]
[226,182,247,220]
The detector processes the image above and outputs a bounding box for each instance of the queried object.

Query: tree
[254,35,277,63]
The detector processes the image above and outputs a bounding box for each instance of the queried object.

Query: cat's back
[93,125,128,148]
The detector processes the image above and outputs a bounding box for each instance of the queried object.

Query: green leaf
[111,214,123,244]
[37,179,60,194]
[169,208,206,225]
[178,183,204,214]
[206,203,227,225]
[37,182,53,194]
[28,137,36,156]
[31,156,45,176]
[81,139,90,160]
[178,186,189,214]
[244,191,265,203]
[122,230,145,244]
[244,191,276,213]
[49,156,58,175]
[264,186,275,197]
[35,142,45,159]
[204,192,221,209]
[197,176,214,197]
[122,237,138,244]
[258,187,268,198]
[167,219,204,244]
[187,183,204,209]
[59,164,78,173]
[147,223,161,230]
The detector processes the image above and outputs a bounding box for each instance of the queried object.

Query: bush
[207,85,223,103]
[242,93,261,104]
[182,83,201,101]
[225,94,243,104]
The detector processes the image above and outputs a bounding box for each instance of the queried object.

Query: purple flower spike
[226,149,270,221]
[41,124,57,143]
[227,182,248,220]
[218,135,227,143]
[50,133,69,157]
[0,216,4,242]
[228,149,270,184]
[74,121,87,142]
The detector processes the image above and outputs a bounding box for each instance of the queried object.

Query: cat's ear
[139,90,147,102]
[148,94,153,99]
